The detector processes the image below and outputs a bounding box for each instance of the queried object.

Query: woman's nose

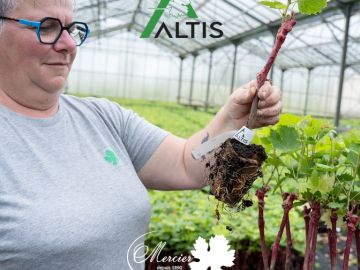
[53,30,77,53]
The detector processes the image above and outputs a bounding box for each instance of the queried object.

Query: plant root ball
[206,138,267,208]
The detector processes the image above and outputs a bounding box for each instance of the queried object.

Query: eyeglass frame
[0,16,90,46]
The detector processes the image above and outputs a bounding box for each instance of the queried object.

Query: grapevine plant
[205,1,360,270]
[207,0,327,210]
[250,116,360,270]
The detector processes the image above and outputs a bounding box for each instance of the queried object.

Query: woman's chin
[42,77,68,93]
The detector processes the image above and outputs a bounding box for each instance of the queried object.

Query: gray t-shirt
[0,94,169,270]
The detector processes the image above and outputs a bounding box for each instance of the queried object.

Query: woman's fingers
[258,85,281,109]
[257,101,282,118]
[256,115,280,126]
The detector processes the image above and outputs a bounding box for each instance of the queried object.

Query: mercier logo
[127,232,235,270]
[141,0,223,39]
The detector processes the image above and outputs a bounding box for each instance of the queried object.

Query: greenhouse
[70,0,360,124]
[0,0,360,269]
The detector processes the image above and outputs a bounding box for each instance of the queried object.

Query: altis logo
[141,0,223,39]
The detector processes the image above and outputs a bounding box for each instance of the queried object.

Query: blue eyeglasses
[0,16,90,46]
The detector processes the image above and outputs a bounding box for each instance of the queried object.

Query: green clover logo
[104,149,119,166]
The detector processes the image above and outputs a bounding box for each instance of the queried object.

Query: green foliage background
[109,97,360,254]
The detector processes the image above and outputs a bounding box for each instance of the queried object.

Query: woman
[0,0,282,269]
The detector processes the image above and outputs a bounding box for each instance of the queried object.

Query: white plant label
[233,126,255,145]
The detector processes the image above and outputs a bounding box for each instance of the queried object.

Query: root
[206,138,267,207]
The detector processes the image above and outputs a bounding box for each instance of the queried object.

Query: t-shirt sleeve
[83,97,170,172]
[121,106,170,172]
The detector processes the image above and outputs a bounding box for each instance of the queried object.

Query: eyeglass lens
[39,18,87,45]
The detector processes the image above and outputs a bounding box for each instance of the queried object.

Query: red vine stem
[303,202,320,270]
[285,217,293,270]
[302,207,312,270]
[247,12,296,129]
[342,206,359,270]
[308,202,321,270]
[328,210,338,270]
[256,187,270,270]
[355,227,360,270]
[270,193,297,270]
[303,206,311,242]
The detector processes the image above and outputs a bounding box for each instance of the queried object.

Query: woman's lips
[45,63,69,69]
[46,63,69,65]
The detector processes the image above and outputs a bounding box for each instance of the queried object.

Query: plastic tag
[233,126,255,145]
[191,130,236,160]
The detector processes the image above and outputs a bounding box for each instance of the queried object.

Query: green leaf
[259,1,287,9]
[298,0,327,15]
[327,202,343,209]
[350,191,360,201]
[348,149,359,167]
[268,126,301,152]
[308,172,335,195]
[298,159,312,176]
[293,201,306,208]
[278,113,302,127]
[337,173,353,182]
[315,163,336,173]
[330,186,342,197]
[349,142,360,152]
[313,191,322,200]
[301,117,330,140]
[259,136,273,153]
[348,144,360,175]
[266,156,285,167]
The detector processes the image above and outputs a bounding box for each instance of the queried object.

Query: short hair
[0,1,77,30]
[0,0,19,29]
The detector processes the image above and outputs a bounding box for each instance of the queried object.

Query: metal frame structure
[73,0,360,126]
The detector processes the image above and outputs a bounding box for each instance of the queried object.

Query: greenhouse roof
[75,0,360,72]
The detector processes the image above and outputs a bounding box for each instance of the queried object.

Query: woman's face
[0,0,77,94]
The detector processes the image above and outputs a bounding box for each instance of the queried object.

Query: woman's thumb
[230,86,257,105]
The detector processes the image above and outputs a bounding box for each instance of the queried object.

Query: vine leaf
[268,126,301,152]
[337,173,354,183]
[309,172,335,194]
[259,0,327,15]
[327,202,343,209]
[259,1,287,9]
[298,0,327,15]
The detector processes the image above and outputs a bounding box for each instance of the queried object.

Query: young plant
[206,1,354,269]
[206,0,327,212]
[207,0,327,268]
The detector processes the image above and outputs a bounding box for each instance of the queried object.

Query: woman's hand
[222,80,282,129]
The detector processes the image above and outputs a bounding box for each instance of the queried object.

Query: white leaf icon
[189,235,235,270]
